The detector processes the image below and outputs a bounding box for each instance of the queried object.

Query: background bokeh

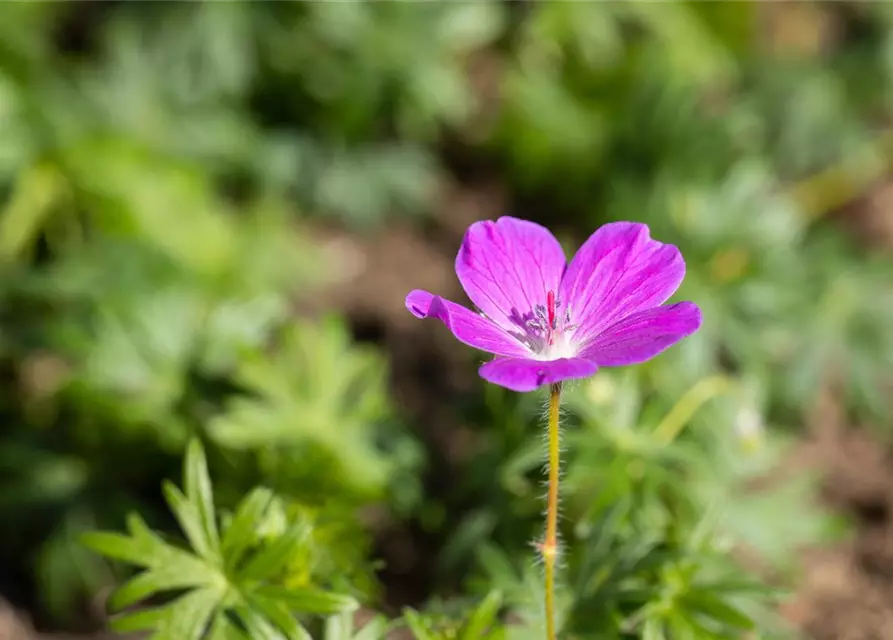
[1,2,893,639]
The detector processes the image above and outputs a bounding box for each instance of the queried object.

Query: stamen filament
[547,290,557,345]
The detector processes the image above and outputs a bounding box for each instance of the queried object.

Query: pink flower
[406,218,701,392]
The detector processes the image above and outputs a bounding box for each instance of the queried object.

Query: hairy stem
[543,381,562,640]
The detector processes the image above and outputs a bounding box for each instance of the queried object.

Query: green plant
[1,2,891,638]
[83,440,359,640]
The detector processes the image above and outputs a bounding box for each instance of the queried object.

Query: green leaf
[0,162,63,260]
[207,615,251,640]
[402,609,435,640]
[437,2,503,52]
[206,318,405,502]
[694,578,782,598]
[236,604,293,640]
[461,591,502,640]
[252,585,358,615]
[222,486,275,571]
[150,586,224,640]
[666,609,711,640]
[350,616,390,640]
[246,593,311,640]
[642,617,664,640]
[323,611,391,640]
[680,591,755,631]
[163,479,220,564]
[81,513,170,566]
[109,555,223,610]
[110,607,168,633]
[323,612,352,640]
[85,450,350,638]
[80,530,153,566]
[238,521,310,582]
[185,439,221,559]
[81,514,194,567]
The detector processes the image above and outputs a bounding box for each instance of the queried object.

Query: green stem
[543,382,562,640]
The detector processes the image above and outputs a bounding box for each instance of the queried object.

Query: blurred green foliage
[0,1,890,639]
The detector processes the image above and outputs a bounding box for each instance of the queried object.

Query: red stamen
[546,290,556,345]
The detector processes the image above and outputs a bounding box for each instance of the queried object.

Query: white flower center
[533,331,578,361]
[520,290,580,360]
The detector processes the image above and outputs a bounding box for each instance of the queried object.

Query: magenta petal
[478,357,598,392]
[456,217,566,333]
[406,290,531,358]
[561,222,684,342]
[581,302,702,366]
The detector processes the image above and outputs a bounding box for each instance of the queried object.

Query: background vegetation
[1,2,891,639]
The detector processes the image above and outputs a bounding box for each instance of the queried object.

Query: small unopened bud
[585,375,616,406]
[734,405,764,453]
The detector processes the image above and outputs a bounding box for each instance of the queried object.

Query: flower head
[406,218,702,392]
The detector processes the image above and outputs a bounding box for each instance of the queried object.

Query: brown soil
[835,178,893,251]
[0,599,130,640]
[310,179,505,470]
[776,391,893,640]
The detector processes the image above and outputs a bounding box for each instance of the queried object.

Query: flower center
[523,290,578,360]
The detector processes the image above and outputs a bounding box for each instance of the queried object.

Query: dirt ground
[779,391,893,640]
[0,599,127,640]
